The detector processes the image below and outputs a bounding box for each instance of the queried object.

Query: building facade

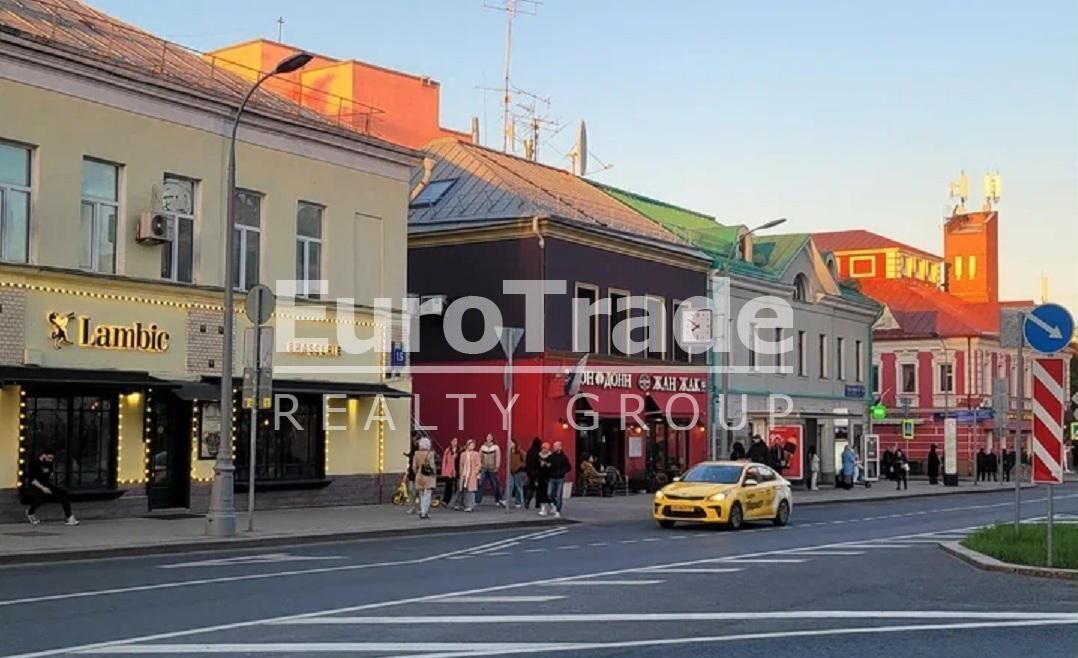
[0,1,414,520]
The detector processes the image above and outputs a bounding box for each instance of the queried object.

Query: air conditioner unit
[136,211,174,244]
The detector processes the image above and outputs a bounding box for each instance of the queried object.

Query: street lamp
[710,218,788,461]
[930,331,957,487]
[206,52,314,538]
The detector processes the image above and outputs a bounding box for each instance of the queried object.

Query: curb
[0,517,574,566]
[939,541,1078,581]
[795,483,1037,508]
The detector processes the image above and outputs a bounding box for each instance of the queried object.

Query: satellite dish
[576,120,588,176]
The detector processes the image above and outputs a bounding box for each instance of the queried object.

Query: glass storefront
[24,393,116,491]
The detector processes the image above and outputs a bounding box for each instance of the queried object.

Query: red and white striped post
[1031,357,1065,566]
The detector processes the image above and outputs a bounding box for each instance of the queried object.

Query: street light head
[273,52,314,74]
[759,217,788,231]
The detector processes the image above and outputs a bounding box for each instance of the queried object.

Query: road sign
[1031,357,1065,484]
[1070,421,1078,443]
[245,284,276,325]
[496,326,524,392]
[901,419,914,440]
[244,326,274,369]
[1023,303,1074,355]
[999,309,1024,349]
[241,367,273,410]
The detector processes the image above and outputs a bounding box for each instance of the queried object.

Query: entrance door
[862,432,880,482]
[147,392,191,510]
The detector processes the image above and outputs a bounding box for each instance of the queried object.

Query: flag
[564,354,589,397]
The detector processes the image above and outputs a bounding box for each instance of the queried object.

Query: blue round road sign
[1023,303,1075,354]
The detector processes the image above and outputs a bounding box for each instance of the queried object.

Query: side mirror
[743,479,758,487]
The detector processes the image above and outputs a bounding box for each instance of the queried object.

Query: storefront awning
[172,380,220,401]
[645,391,707,420]
[0,366,173,388]
[271,380,411,398]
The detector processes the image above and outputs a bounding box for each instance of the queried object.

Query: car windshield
[680,464,744,484]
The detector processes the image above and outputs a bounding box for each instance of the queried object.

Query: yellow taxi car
[653,461,792,530]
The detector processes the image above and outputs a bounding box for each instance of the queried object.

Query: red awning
[645,391,708,421]
[577,390,651,418]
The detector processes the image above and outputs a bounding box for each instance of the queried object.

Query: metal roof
[813,229,941,262]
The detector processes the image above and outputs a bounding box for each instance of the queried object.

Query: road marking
[523,548,547,553]
[642,568,741,574]
[721,558,805,564]
[556,545,580,550]
[619,539,640,544]
[586,542,608,547]
[159,553,345,569]
[788,550,865,556]
[424,595,565,603]
[537,579,665,586]
[272,610,1078,625]
[641,537,662,542]
[839,544,911,549]
[75,642,570,654]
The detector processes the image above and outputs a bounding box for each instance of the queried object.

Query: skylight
[410,179,456,208]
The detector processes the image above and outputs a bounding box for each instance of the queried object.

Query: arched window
[793,273,808,302]
[826,257,838,279]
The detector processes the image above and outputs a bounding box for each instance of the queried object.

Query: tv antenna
[485,0,541,153]
[276,16,285,43]
[947,170,968,214]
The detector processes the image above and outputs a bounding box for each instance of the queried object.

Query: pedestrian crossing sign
[1071,421,1078,443]
[901,419,914,440]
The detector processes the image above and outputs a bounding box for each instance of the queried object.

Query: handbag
[419,452,435,477]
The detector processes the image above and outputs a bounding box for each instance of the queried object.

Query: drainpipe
[409,157,435,202]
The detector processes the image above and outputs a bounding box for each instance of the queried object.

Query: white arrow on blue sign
[1023,303,1074,354]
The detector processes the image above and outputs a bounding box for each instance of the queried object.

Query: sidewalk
[0,503,567,565]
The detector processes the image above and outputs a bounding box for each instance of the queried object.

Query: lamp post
[710,218,787,461]
[930,331,958,487]
[206,52,314,538]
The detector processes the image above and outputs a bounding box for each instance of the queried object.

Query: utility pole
[1013,313,1025,531]
[485,0,538,153]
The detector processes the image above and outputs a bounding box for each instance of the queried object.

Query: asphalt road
[2,484,1077,657]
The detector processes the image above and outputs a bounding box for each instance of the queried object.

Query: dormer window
[793,273,808,302]
[410,178,456,208]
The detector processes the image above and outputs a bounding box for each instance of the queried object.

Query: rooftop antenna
[485,0,540,153]
[569,120,587,176]
[947,170,968,215]
[983,170,1002,210]
[276,16,285,43]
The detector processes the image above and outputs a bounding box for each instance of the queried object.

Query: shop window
[235,395,325,482]
[0,140,31,263]
[233,189,262,291]
[161,174,197,283]
[296,201,324,298]
[80,158,120,274]
[573,283,599,353]
[25,394,116,491]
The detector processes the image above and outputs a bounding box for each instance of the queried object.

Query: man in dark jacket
[24,448,78,525]
[546,441,572,518]
[747,435,769,465]
[976,448,987,483]
[986,449,999,482]
[523,437,542,509]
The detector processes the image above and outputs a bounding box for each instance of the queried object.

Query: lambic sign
[47,312,170,353]
[580,369,706,393]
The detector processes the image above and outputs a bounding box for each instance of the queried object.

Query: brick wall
[186,308,225,376]
[0,288,26,365]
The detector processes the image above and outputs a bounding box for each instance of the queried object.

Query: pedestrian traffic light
[901,419,914,440]
[870,401,887,420]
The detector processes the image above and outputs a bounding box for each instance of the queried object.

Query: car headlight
[654,490,665,500]
[709,492,726,502]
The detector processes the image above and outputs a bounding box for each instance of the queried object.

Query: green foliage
[961,523,1078,570]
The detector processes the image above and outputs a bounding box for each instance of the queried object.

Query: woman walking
[412,438,437,519]
[524,437,542,509]
[927,444,941,485]
[894,448,909,491]
[808,445,820,491]
[441,437,459,506]
[456,438,481,512]
[536,442,553,516]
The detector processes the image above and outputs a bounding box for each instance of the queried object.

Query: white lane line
[668,535,687,540]
[641,538,662,542]
[839,544,913,549]
[466,541,521,556]
[556,545,580,551]
[274,611,1078,626]
[720,558,805,564]
[159,553,345,569]
[642,568,741,574]
[424,595,565,603]
[76,642,570,654]
[522,548,547,553]
[587,542,608,547]
[483,552,511,557]
[787,550,865,556]
[619,539,640,544]
[536,579,665,587]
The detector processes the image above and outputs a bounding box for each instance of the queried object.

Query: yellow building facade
[0,12,415,519]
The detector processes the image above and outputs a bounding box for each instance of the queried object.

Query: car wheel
[657,519,676,529]
[773,499,790,527]
[727,503,743,531]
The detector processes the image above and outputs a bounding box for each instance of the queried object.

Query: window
[80,158,119,273]
[969,255,977,280]
[954,255,964,280]
[900,363,917,393]
[235,395,324,482]
[573,283,599,353]
[672,299,690,363]
[24,394,116,491]
[872,363,880,394]
[836,337,846,380]
[296,202,323,298]
[233,189,261,291]
[938,363,954,393]
[0,141,30,263]
[818,334,828,378]
[855,340,864,382]
[797,330,806,376]
[608,290,629,357]
[748,323,758,370]
[792,274,808,302]
[410,179,456,207]
[160,175,196,283]
[645,295,666,360]
[775,328,784,370]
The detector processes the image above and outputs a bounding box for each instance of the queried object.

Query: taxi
[652,460,792,530]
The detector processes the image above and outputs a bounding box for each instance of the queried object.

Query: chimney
[470,116,480,145]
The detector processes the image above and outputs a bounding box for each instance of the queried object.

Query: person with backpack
[476,434,506,508]
[411,438,437,520]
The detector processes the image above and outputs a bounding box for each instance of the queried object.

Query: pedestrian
[524,437,541,509]
[1002,448,1013,482]
[730,441,747,460]
[894,448,909,490]
[441,437,459,506]
[544,441,571,518]
[808,445,820,491]
[747,434,769,465]
[881,445,895,481]
[456,438,481,512]
[24,448,78,526]
[404,436,419,514]
[506,438,526,508]
[840,443,856,490]
[769,439,787,475]
[536,442,553,516]
[476,434,506,508]
[986,449,998,482]
[976,448,986,483]
[412,438,437,519]
[927,444,941,485]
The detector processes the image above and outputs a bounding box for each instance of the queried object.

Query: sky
[94,0,1078,313]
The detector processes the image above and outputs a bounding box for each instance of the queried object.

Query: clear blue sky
[96,0,1078,312]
